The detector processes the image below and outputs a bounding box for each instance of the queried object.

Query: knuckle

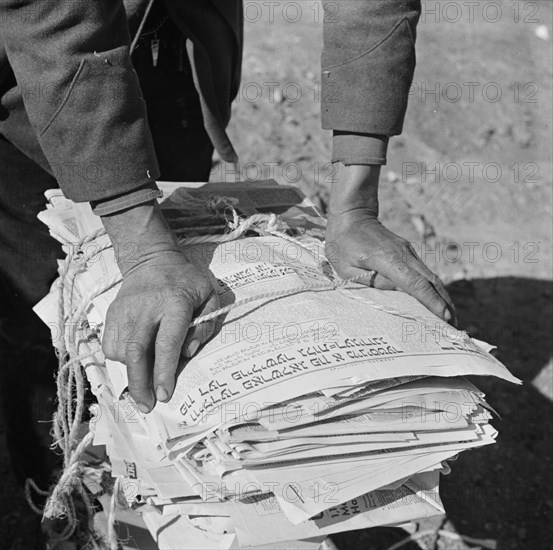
[155,373,174,387]
[431,272,445,289]
[387,253,408,270]
[409,274,432,294]
[127,383,148,400]
[425,289,445,310]
[162,290,193,311]
[126,342,147,365]
[400,242,416,262]
[155,349,179,371]
[357,252,374,267]
[156,330,182,347]
[431,295,446,309]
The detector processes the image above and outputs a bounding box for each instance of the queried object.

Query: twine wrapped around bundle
[31,194,470,548]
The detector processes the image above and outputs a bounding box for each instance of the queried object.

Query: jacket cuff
[332,132,389,165]
[90,182,163,216]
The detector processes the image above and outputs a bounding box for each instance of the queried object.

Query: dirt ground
[1,1,552,549]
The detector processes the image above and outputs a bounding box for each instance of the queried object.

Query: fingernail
[156,386,169,402]
[186,339,200,358]
[137,402,151,414]
[444,309,452,322]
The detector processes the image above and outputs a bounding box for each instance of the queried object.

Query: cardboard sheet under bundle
[34,180,520,549]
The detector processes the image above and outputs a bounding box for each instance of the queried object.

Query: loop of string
[25,478,50,515]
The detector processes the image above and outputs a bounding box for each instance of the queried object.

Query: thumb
[183,291,220,358]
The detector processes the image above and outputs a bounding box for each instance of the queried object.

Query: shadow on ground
[333,276,553,550]
[440,277,553,550]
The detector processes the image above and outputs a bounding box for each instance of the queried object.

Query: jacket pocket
[40,58,86,137]
[321,16,417,136]
[323,17,415,71]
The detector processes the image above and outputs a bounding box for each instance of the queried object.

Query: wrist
[328,164,381,218]
[332,133,389,166]
[100,200,180,274]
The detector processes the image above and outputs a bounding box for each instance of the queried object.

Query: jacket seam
[323,17,412,71]
[40,58,86,136]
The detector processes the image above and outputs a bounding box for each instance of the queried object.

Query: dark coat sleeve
[321,0,421,136]
[0,0,159,202]
[164,0,242,165]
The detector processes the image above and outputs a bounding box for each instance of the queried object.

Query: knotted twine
[31,194,470,548]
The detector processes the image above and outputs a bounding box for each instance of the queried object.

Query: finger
[125,325,156,413]
[415,267,457,325]
[183,291,220,359]
[370,259,450,321]
[153,305,193,404]
[335,264,397,291]
[366,272,397,291]
[403,249,457,324]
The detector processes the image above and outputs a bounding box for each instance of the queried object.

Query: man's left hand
[325,164,457,325]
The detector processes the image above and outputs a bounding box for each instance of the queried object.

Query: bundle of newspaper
[34,181,520,549]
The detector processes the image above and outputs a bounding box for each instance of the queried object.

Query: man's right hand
[100,200,219,413]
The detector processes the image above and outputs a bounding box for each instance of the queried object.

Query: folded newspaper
[34,180,520,549]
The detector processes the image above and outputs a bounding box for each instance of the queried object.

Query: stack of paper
[34,181,519,549]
